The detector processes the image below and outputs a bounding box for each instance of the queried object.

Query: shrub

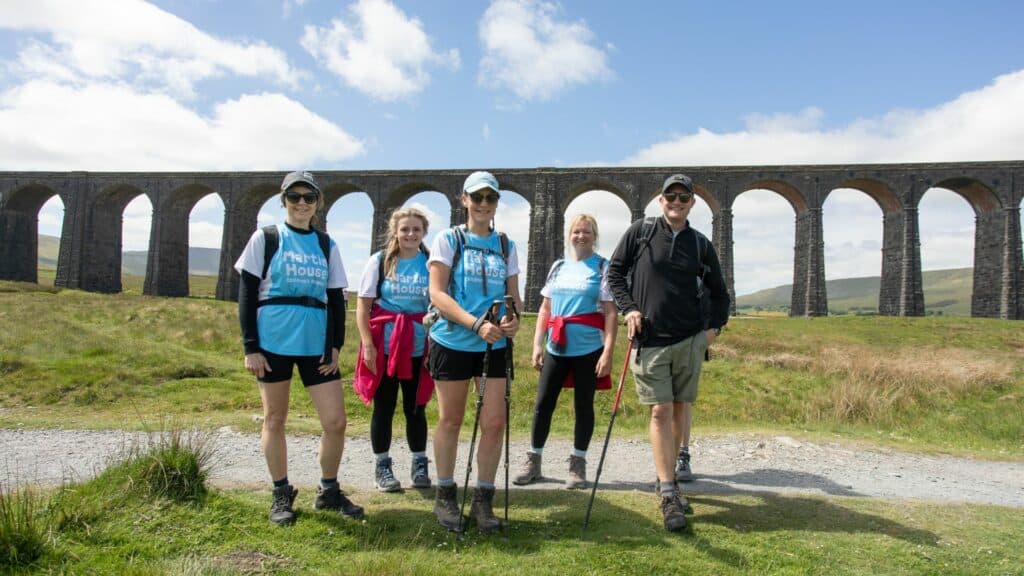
[0,483,46,567]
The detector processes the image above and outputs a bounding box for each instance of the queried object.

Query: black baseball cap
[662,174,694,194]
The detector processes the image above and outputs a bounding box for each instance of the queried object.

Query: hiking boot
[314,485,365,519]
[374,457,402,492]
[512,452,542,485]
[660,494,688,532]
[268,484,297,526]
[411,455,431,489]
[675,450,694,483]
[469,486,502,534]
[433,484,464,532]
[654,479,693,514]
[566,455,587,489]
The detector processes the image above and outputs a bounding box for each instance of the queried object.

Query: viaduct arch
[1,162,1021,319]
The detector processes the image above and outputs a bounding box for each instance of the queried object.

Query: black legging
[370,356,428,454]
[530,347,602,452]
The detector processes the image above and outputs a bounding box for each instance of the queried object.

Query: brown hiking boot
[512,451,542,485]
[566,455,587,489]
[433,484,463,532]
[469,486,502,534]
[661,494,688,532]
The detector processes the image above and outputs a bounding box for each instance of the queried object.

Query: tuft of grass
[0,483,46,568]
[122,428,215,503]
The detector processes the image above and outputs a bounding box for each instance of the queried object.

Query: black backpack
[260,224,331,280]
[374,244,430,301]
[633,216,712,330]
[449,225,511,299]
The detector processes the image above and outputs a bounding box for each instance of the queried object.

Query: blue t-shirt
[247,226,340,356]
[359,251,430,357]
[541,254,611,357]
[427,227,519,352]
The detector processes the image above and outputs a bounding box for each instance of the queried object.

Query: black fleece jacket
[607,217,730,347]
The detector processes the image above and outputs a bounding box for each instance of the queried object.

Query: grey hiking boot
[512,451,542,485]
[654,479,693,514]
[660,494,688,532]
[675,450,694,483]
[470,486,501,534]
[411,455,431,489]
[566,455,587,489]
[433,484,463,532]
[269,484,297,526]
[314,485,365,519]
[374,457,402,492]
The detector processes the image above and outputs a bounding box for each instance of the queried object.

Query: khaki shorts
[631,331,707,405]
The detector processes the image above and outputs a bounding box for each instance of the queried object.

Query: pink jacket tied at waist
[354,305,434,406]
[546,312,612,391]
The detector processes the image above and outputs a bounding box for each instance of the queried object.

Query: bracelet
[471,316,488,334]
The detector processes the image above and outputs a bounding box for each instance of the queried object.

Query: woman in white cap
[427,170,522,533]
[234,171,363,526]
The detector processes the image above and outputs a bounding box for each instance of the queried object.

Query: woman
[427,171,522,534]
[354,207,433,492]
[234,170,363,526]
[514,213,617,489]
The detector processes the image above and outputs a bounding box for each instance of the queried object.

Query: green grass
[10,478,1024,575]
[1,281,1022,458]
[37,267,220,298]
[0,485,46,568]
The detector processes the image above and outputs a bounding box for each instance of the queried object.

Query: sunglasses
[285,191,320,204]
[468,191,501,204]
[662,191,693,203]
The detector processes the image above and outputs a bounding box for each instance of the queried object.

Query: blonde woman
[514,214,617,489]
[355,208,433,492]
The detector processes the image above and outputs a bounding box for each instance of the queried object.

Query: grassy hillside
[37,234,221,276]
[737,268,974,316]
[1,281,1021,458]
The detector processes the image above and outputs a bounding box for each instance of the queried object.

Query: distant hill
[37,234,220,276]
[737,268,975,316]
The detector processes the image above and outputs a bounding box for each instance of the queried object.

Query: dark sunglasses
[285,191,320,204]
[662,191,693,203]
[468,191,501,204]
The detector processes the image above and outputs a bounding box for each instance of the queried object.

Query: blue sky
[2,0,1022,295]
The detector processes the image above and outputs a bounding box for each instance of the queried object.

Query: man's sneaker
[433,484,463,532]
[374,457,402,492]
[654,479,694,514]
[269,484,297,526]
[566,455,587,489]
[675,450,694,483]
[314,485,365,519]
[660,494,688,532]
[469,486,501,534]
[512,452,542,485]
[411,455,431,489]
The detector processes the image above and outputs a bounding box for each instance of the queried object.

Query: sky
[3,0,1023,296]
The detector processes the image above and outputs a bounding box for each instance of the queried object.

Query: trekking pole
[502,294,517,539]
[458,300,502,536]
[582,337,635,532]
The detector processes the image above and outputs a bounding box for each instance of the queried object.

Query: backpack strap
[261,224,279,280]
[545,259,566,285]
[375,251,386,300]
[314,229,331,265]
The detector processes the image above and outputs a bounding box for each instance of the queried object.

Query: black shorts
[259,349,339,387]
[428,341,509,381]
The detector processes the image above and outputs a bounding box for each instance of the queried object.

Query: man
[607,173,730,532]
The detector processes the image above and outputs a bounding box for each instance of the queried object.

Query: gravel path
[3,428,1022,508]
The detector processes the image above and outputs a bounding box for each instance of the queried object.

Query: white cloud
[625,69,1024,166]
[302,0,459,101]
[0,0,302,99]
[0,80,364,170]
[478,0,611,101]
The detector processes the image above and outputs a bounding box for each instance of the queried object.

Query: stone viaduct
[1,162,1021,319]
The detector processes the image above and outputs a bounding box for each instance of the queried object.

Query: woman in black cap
[234,170,363,526]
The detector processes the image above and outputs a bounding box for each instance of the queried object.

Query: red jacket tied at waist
[547,312,611,391]
[354,305,434,406]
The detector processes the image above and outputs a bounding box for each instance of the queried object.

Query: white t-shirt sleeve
[234,228,267,277]
[428,230,456,268]
[358,252,382,298]
[327,240,348,290]
[539,260,560,298]
[599,259,614,302]
[505,239,521,278]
